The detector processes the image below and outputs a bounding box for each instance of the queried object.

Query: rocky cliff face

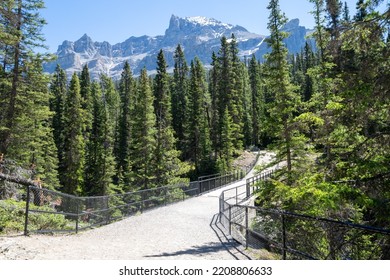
[44,15,312,79]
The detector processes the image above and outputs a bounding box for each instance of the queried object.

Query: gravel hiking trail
[0,152,275,260]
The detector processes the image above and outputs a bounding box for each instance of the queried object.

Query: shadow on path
[209,213,251,260]
[143,214,251,259]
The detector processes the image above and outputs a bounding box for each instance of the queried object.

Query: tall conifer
[130,68,156,190]
[171,45,189,156]
[115,61,134,186]
[84,82,115,196]
[153,50,186,186]
[62,73,84,194]
[187,58,213,175]
[265,0,302,183]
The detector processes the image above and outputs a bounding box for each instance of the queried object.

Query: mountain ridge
[44,15,313,79]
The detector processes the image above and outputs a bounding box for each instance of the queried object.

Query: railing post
[245,207,249,249]
[24,185,31,236]
[105,196,110,225]
[282,212,287,260]
[246,178,251,198]
[75,200,79,233]
[228,205,232,236]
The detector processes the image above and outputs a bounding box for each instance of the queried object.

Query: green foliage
[130,68,157,190]
[171,44,189,155]
[84,82,115,196]
[187,57,214,176]
[62,73,85,195]
[0,199,69,234]
[153,50,189,186]
[264,0,306,183]
[256,173,369,220]
[115,62,135,186]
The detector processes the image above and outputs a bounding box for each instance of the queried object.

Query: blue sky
[40,0,381,53]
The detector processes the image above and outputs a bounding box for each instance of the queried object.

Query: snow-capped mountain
[44,15,312,79]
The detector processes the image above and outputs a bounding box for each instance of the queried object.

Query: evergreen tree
[153,50,187,185]
[130,68,156,190]
[62,73,85,195]
[248,55,265,147]
[265,0,302,183]
[9,56,59,188]
[241,61,253,148]
[218,108,234,171]
[115,61,134,186]
[0,0,47,154]
[79,64,92,139]
[171,44,189,156]
[342,1,351,23]
[100,74,120,158]
[354,0,367,21]
[308,0,341,172]
[187,58,213,176]
[49,64,67,183]
[84,82,115,196]
[209,51,220,162]
[229,34,245,150]
[215,36,236,169]
[302,42,316,102]
[0,0,59,187]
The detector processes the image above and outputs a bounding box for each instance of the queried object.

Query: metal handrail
[219,171,390,260]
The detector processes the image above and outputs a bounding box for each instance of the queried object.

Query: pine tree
[153,50,187,186]
[115,61,134,186]
[9,56,59,188]
[0,0,59,187]
[187,58,213,176]
[342,1,351,23]
[130,68,156,190]
[215,36,236,170]
[218,108,234,172]
[354,0,367,21]
[62,73,85,195]
[171,44,189,156]
[265,0,302,183]
[100,73,120,158]
[209,51,220,162]
[84,82,115,196]
[248,55,265,147]
[49,64,67,183]
[308,0,341,172]
[0,0,47,154]
[241,61,253,148]
[229,34,245,150]
[79,64,92,140]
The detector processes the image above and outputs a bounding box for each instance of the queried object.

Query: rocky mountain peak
[74,33,95,54]
[44,16,313,80]
[282,18,300,31]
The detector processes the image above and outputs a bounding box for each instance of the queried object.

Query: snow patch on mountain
[44,15,312,79]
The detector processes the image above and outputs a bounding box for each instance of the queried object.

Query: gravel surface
[0,152,275,260]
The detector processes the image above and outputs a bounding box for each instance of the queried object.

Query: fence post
[228,205,232,236]
[245,207,249,249]
[24,186,31,236]
[246,178,251,198]
[282,213,287,260]
[75,200,79,234]
[105,196,110,225]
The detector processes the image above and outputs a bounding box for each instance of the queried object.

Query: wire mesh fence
[219,172,390,260]
[24,169,244,235]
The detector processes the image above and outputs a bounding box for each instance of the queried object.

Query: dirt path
[0,152,275,260]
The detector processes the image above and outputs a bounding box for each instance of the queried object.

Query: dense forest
[0,0,389,231]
